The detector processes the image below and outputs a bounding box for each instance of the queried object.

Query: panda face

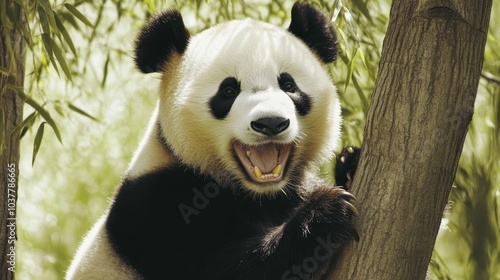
[158,18,341,195]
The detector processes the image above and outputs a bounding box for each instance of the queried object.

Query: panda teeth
[272,164,282,175]
[254,166,263,178]
[254,165,282,179]
[246,150,251,157]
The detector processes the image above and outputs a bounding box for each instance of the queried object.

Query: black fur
[288,2,338,63]
[210,77,241,119]
[135,9,190,73]
[334,146,361,189]
[106,167,357,280]
[109,3,355,279]
[279,72,311,116]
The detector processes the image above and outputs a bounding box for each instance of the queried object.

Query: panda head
[135,2,341,195]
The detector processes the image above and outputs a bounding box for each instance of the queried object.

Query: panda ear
[134,9,190,73]
[288,2,337,63]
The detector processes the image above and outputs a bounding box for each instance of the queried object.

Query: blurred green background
[14,0,499,279]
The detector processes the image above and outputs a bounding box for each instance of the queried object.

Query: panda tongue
[248,144,278,173]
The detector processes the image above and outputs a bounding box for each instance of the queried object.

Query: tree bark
[0,12,26,280]
[326,1,492,279]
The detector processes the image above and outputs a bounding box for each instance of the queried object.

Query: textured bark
[325,0,492,279]
[0,13,25,280]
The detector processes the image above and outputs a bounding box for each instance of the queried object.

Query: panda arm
[203,179,358,280]
[265,184,358,279]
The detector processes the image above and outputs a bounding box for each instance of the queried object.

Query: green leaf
[0,108,4,157]
[352,75,369,113]
[101,54,110,88]
[65,4,94,28]
[7,2,33,50]
[68,103,99,121]
[47,35,73,81]
[41,33,60,75]
[0,0,13,30]
[352,0,372,21]
[54,12,77,57]
[32,122,46,166]
[54,101,65,116]
[39,0,60,35]
[38,6,51,36]
[358,48,368,69]
[59,11,80,31]
[17,91,62,143]
[344,47,358,92]
[12,111,38,138]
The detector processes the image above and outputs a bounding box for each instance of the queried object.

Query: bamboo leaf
[0,0,13,30]
[39,0,60,35]
[358,48,368,69]
[344,48,358,92]
[54,102,65,116]
[65,4,94,28]
[38,6,51,36]
[32,122,46,166]
[68,103,99,121]
[48,36,73,82]
[12,111,38,138]
[17,91,62,143]
[54,12,77,57]
[352,75,369,113]
[41,33,60,75]
[8,2,33,49]
[58,11,80,31]
[101,54,110,88]
[352,0,372,21]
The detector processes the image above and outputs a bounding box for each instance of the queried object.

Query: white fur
[65,215,140,280]
[159,19,341,193]
[125,104,173,180]
[67,16,342,278]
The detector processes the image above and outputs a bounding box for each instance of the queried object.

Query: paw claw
[347,146,354,153]
[339,189,356,201]
[344,200,359,216]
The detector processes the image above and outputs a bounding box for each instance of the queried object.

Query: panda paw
[306,187,358,237]
[286,187,358,242]
[334,146,361,190]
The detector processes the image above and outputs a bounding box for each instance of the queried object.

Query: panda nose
[251,117,290,136]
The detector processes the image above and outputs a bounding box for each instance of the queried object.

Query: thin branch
[481,72,500,86]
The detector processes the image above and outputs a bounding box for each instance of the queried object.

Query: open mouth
[233,141,292,183]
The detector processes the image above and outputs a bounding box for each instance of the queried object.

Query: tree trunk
[326,1,492,279]
[0,13,26,280]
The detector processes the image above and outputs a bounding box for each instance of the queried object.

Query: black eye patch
[278,73,311,116]
[210,77,241,119]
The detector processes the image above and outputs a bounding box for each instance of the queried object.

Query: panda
[66,2,360,280]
